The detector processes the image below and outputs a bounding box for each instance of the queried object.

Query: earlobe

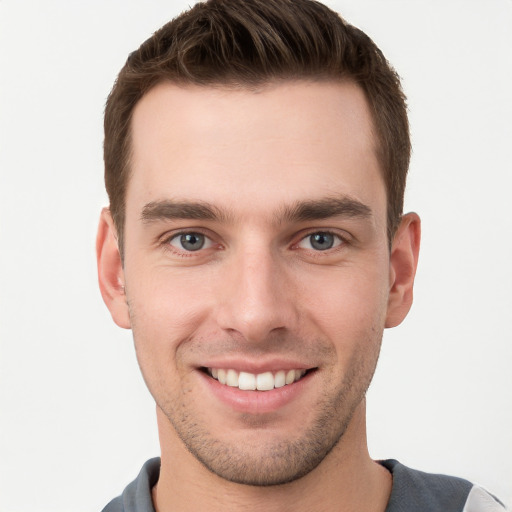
[385,212,421,328]
[96,208,131,329]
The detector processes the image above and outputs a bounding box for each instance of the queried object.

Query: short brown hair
[104,0,410,254]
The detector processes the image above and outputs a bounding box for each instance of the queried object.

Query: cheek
[298,264,390,341]
[309,269,388,390]
[124,270,214,388]
[127,266,215,337]
[127,276,205,395]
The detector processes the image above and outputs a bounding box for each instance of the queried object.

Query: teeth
[217,369,227,385]
[226,369,238,387]
[238,371,256,390]
[256,372,274,391]
[295,370,306,382]
[207,367,308,391]
[274,370,286,388]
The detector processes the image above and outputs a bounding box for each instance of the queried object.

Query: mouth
[203,367,314,391]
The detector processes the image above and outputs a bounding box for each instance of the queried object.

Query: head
[104,0,410,258]
[98,0,420,489]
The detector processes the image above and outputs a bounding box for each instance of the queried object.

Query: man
[96,0,506,510]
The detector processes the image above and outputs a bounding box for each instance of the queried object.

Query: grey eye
[170,232,211,251]
[297,232,342,251]
[310,233,334,250]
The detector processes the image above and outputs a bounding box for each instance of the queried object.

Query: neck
[152,401,392,512]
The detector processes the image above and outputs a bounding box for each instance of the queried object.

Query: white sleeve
[462,485,509,512]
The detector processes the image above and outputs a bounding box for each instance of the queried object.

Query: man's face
[109,81,404,484]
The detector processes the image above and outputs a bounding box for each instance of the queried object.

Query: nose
[215,244,299,343]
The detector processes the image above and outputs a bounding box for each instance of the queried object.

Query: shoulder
[101,458,161,512]
[381,460,507,512]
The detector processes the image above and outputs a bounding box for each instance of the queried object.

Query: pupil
[311,232,333,250]
[181,233,204,251]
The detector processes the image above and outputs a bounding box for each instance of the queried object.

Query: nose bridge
[217,239,297,342]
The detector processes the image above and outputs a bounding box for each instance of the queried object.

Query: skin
[97,80,420,512]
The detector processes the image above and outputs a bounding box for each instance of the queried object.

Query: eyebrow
[140,196,372,224]
[141,200,230,223]
[279,197,372,223]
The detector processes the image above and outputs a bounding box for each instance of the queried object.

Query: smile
[206,368,309,391]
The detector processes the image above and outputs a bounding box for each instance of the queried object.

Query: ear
[385,212,421,328]
[96,208,131,329]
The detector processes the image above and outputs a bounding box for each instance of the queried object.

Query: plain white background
[0,1,511,510]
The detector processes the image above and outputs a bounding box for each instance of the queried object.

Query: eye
[297,232,343,251]
[168,232,213,252]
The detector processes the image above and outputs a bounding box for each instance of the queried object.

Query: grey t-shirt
[102,458,506,512]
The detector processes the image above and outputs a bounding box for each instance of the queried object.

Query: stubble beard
[154,344,380,487]
[128,291,384,488]
[164,390,358,486]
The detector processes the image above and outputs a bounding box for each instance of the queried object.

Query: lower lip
[199,370,315,414]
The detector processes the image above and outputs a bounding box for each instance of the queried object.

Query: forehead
[127,80,385,222]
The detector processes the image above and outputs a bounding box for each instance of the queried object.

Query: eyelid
[158,227,350,255]
[169,232,213,250]
[160,228,219,255]
[293,229,349,251]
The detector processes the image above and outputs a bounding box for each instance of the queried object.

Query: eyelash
[161,230,218,258]
[300,230,345,247]
[161,229,349,257]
